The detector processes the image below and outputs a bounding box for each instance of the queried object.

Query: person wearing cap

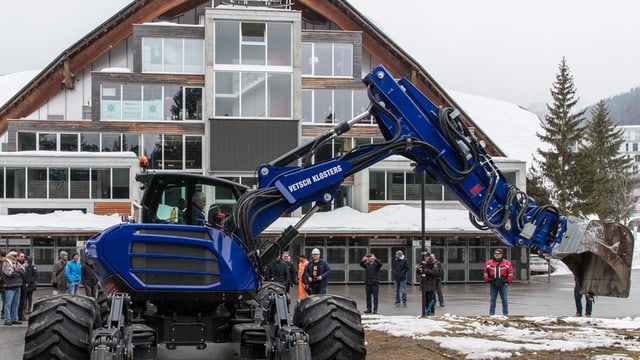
[416,252,438,316]
[303,248,331,295]
[51,250,69,293]
[392,250,409,305]
[360,252,383,314]
[2,251,25,325]
[483,248,514,315]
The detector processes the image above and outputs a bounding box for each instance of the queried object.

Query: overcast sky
[2,0,639,108]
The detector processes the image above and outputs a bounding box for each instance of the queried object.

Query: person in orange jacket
[297,254,309,299]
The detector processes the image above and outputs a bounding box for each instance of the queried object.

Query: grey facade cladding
[210,119,298,171]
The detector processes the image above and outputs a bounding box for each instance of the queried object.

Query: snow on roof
[0,70,41,108]
[0,210,122,233]
[264,204,485,234]
[448,90,545,168]
[0,205,481,234]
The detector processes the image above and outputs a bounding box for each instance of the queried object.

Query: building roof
[0,0,504,156]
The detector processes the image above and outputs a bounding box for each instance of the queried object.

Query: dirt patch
[364,315,640,359]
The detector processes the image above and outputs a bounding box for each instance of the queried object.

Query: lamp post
[413,163,428,316]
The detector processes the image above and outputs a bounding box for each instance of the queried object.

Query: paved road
[3,272,638,359]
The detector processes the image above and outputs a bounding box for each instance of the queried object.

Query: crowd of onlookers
[1,249,98,326]
[2,246,593,325]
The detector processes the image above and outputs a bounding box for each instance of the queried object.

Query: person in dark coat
[431,253,445,307]
[392,250,409,305]
[23,256,37,314]
[82,261,99,298]
[303,248,330,295]
[416,252,438,316]
[267,252,291,288]
[282,251,297,293]
[360,253,383,314]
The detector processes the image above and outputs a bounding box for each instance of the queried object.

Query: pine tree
[526,163,551,207]
[579,100,636,222]
[536,58,586,216]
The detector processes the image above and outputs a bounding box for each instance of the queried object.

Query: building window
[27,168,47,199]
[112,168,130,199]
[142,134,203,171]
[302,42,353,77]
[0,166,129,200]
[101,134,121,152]
[214,20,292,120]
[101,85,204,121]
[81,133,100,152]
[60,134,79,152]
[70,168,90,199]
[91,168,111,199]
[214,71,292,118]
[17,133,36,151]
[302,89,373,124]
[142,37,204,74]
[215,21,291,67]
[49,168,68,199]
[38,134,57,151]
[5,168,25,198]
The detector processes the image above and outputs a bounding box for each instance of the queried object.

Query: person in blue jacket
[303,248,331,295]
[65,253,82,295]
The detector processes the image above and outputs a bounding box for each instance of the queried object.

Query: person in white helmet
[302,248,331,295]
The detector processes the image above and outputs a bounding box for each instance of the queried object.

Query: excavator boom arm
[237,65,633,297]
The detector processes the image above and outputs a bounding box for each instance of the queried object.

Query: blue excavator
[23,65,634,359]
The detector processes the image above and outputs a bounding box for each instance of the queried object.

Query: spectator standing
[297,254,309,299]
[82,261,99,298]
[23,256,37,314]
[360,253,383,314]
[3,251,25,325]
[303,248,330,295]
[431,253,445,307]
[267,252,290,288]
[18,252,27,321]
[416,253,438,316]
[65,253,82,295]
[392,250,409,305]
[574,281,592,317]
[0,250,5,319]
[51,251,69,294]
[483,248,513,315]
[282,251,297,293]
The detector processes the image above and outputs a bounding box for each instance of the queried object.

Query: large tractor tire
[256,281,287,308]
[23,294,99,360]
[292,295,366,360]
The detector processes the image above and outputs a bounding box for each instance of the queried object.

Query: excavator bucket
[552,217,634,298]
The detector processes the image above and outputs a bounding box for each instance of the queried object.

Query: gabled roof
[0,0,504,156]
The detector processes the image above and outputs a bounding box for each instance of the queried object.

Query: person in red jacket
[483,248,513,315]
